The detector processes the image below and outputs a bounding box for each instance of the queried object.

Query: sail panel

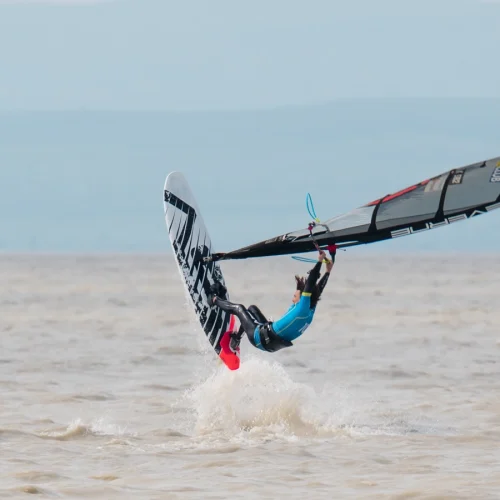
[375,182,441,230]
[284,206,375,240]
[322,206,375,234]
[443,159,500,215]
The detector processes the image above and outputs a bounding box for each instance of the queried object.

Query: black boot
[229,332,242,352]
[208,281,227,305]
[229,326,244,352]
[212,281,227,297]
[207,292,216,306]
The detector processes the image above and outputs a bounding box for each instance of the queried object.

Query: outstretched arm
[317,271,330,296]
[316,245,337,296]
[304,250,325,294]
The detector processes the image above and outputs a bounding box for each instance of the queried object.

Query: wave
[14,471,64,482]
[36,417,133,441]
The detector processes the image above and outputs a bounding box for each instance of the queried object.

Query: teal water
[1,99,499,253]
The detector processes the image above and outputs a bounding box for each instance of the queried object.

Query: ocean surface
[1,252,500,499]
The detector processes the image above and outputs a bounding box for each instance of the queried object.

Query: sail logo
[390,201,500,238]
[450,171,464,185]
[490,167,500,183]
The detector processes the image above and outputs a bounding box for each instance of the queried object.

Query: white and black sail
[213,155,500,261]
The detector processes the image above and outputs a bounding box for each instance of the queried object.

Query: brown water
[1,253,500,499]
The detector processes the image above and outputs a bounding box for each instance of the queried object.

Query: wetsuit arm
[312,245,336,298]
[317,272,330,297]
[303,261,322,295]
[316,248,335,295]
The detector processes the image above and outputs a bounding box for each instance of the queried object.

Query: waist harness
[257,323,293,352]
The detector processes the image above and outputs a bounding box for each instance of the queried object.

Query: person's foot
[229,332,242,353]
[214,281,227,297]
[207,281,227,305]
[207,292,216,305]
[210,281,227,297]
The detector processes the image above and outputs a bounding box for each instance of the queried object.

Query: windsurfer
[208,245,337,353]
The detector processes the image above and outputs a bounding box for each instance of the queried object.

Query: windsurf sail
[213,155,500,261]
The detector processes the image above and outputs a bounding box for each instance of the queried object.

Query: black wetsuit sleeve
[317,272,330,298]
[304,261,322,294]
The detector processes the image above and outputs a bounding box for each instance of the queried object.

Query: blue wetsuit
[213,259,332,353]
[271,293,316,341]
[251,292,317,351]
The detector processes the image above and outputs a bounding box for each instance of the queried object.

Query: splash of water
[183,357,333,439]
[176,356,437,445]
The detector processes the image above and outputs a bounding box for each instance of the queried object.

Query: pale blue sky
[0,0,500,110]
[1,0,499,254]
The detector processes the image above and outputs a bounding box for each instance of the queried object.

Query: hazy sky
[1,0,499,255]
[1,0,500,110]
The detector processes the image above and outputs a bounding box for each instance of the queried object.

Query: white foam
[181,357,334,440]
[174,356,438,446]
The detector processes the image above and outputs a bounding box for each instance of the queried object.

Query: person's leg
[213,297,258,346]
[248,305,267,325]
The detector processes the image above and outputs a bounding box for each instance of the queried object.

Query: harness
[255,323,293,352]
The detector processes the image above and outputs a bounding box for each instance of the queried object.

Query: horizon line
[1,96,499,115]
[1,249,499,257]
